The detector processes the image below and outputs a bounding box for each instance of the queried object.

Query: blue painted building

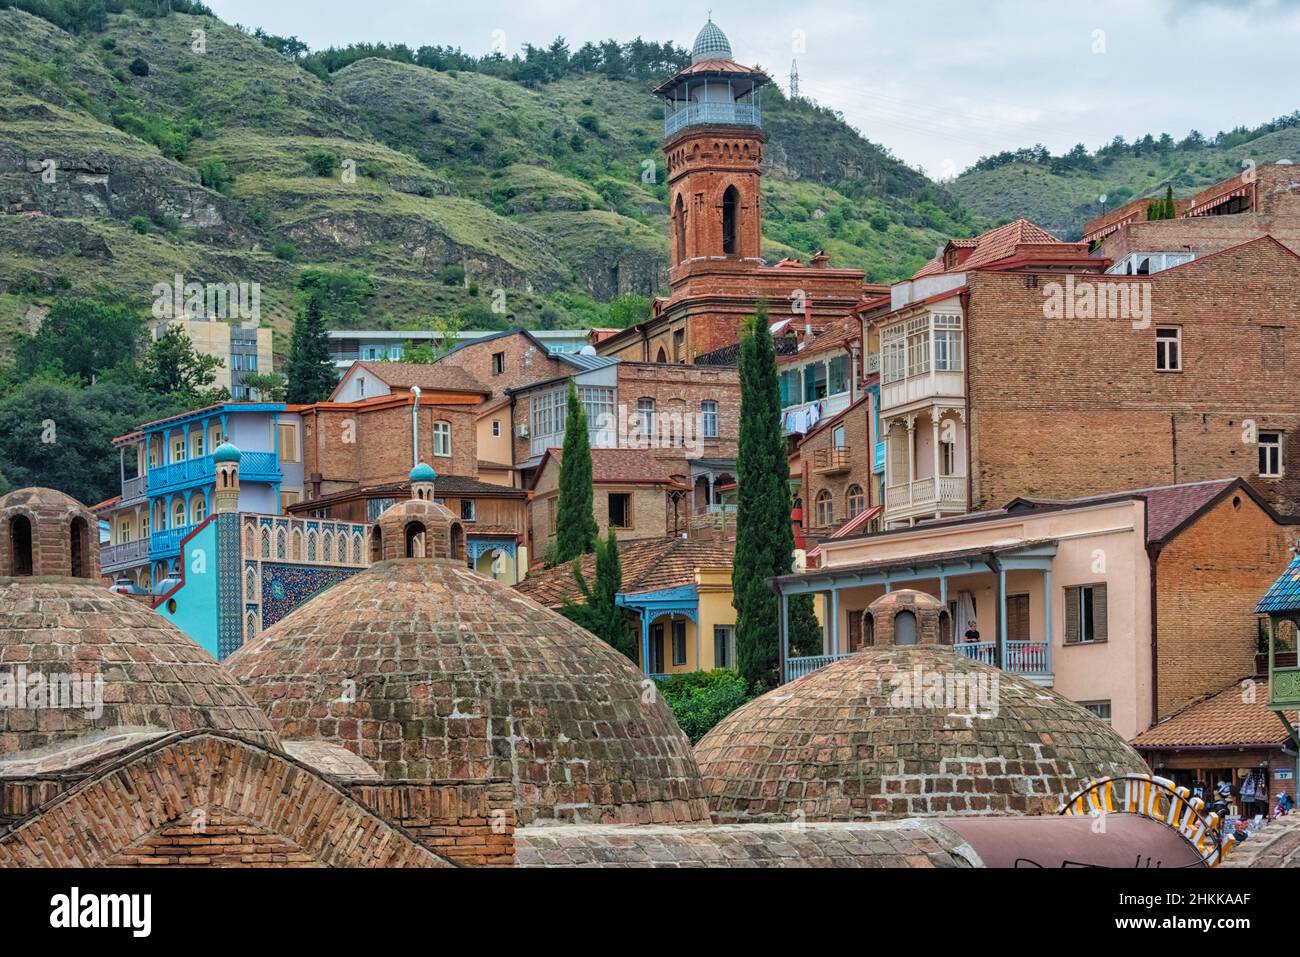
[101,402,306,590]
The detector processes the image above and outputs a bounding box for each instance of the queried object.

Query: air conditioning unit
[518,424,529,438]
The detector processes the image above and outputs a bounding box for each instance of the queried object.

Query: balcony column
[829,588,840,656]
[119,447,126,485]
[163,428,172,464]
[641,612,651,677]
[930,408,942,514]
[998,566,1008,670]
[905,417,916,505]
[1043,568,1054,676]
[779,591,790,681]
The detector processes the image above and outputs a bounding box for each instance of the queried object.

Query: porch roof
[770,540,1058,596]
[1256,552,1300,615]
[1132,676,1291,750]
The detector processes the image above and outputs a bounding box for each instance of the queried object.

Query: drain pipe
[411,386,421,468]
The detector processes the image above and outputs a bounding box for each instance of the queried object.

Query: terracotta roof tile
[535,448,689,488]
[1132,678,1294,749]
[913,219,1062,278]
[515,537,734,608]
[349,362,490,395]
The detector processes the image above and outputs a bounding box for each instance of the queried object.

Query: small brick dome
[865,589,950,646]
[694,645,1148,823]
[0,489,277,756]
[225,557,712,826]
[373,498,463,561]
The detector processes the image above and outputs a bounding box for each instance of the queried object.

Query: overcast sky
[205,0,1300,177]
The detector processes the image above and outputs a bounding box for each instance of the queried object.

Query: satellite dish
[1278,158,1294,165]
[579,345,597,356]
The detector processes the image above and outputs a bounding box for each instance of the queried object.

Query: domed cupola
[691,18,732,63]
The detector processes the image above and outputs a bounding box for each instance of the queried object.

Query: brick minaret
[213,441,242,514]
[656,19,769,279]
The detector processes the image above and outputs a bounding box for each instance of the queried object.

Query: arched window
[655,347,668,364]
[815,489,833,527]
[862,611,875,648]
[172,499,186,529]
[191,495,205,524]
[450,522,464,562]
[846,484,865,519]
[405,521,426,558]
[894,610,918,645]
[722,185,739,255]
[433,420,452,457]
[9,515,33,576]
[371,528,383,563]
[938,610,952,645]
[673,194,686,264]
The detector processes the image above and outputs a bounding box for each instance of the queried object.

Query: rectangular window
[673,329,685,362]
[713,625,735,670]
[905,315,931,378]
[636,399,656,439]
[277,423,300,463]
[779,369,801,408]
[361,345,381,361]
[933,314,963,372]
[492,352,506,375]
[881,325,906,384]
[388,345,403,360]
[828,354,850,395]
[672,620,687,666]
[701,400,718,438]
[433,421,451,457]
[367,498,396,521]
[460,499,476,522]
[803,362,828,402]
[580,386,615,446]
[832,425,846,449]
[1080,700,1112,724]
[279,490,301,510]
[608,493,631,529]
[547,497,557,535]
[1262,325,1285,371]
[190,433,204,458]
[492,419,502,438]
[1156,327,1181,371]
[171,437,186,462]
[1064,583,1108,644]
[1260,432,1283,477]
[940,440,956,476]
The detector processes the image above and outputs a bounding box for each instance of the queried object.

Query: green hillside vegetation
[951,116,1300,238]
[0,3,978,364]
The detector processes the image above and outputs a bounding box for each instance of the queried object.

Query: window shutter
[1092,584,1108,642]
[1064,587,1080,644]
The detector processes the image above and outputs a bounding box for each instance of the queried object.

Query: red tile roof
[515,537,735,608]
[1006,478,1240,544]
[533,448,690,489]
[1132,677,1294,750]
[913,219,1063,278]
[340,362,490,397]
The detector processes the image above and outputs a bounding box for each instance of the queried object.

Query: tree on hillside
[553,379,598,564]
[732,302,822,691]
[294,267,375,328]
[17,299,144,383]
[561,529,636,661]
[141,325,226,404]
[285,295,337,404]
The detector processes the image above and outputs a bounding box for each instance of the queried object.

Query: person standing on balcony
[963,620,980,643]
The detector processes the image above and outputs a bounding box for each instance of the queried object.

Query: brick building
[862,214,1300,528]
[595,20,884,364]
[528,447,692,564]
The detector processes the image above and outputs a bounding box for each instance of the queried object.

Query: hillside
[951,120,1300,239]
[0,5,974,362]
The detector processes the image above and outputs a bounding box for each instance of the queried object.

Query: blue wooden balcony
[664,101,760,137]
[147,450,280,496]
[151,523,197,560]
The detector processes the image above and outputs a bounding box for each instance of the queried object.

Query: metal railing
[1005,640,1051,675]
[664,101,761,137]
[813,447,852,473]
[147,450,280,495]
[884,475,968,512]
[784,653,856,683]
[100,538,149,571]
[952,641,997,667]
[121,474,147,502]
[151,523,196,556]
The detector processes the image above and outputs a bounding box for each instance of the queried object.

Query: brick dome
[694,645,1148,823]
[0,489,277,757]
[224,557,712,826]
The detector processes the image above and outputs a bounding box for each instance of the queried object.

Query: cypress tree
[553,379,598,563]
[561,529,636,661]
[1164,184,1176,219]
[285,294,337,404]
[732,302,821,691]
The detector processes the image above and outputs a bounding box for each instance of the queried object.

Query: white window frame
[492,419,502,438]
[881,324,906,384]
[460,499,476,522]
[636,398,656,439]
[1260,432,1284,477]
[701,400,718,438]
[905,315,931,378]
[432,420,452,458]
[1156,326,1181,372]
[933,314,963,372]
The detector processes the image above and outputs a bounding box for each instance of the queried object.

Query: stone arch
[656,346,668,364]
[276,526,287,560]
[405,521,427,558]
[69,516,89,578]
[371,527,382,563]
[352,533,363,565]
[894,610,918,645]
[449,522,464,561]
[862,610,875,647]
[673,193,686,264]
[0,733,450,868]
[292,527,303,561]
[323,530,334,563]
[8,513,33,576]
[260,526,271,559]
[938,609,953,645]
[722,184,740,255]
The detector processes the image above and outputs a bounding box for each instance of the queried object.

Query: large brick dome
[695,645,1149,823]
[0,489,277,757]
[224,556,712,826]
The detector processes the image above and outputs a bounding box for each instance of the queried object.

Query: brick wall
[302,400,481,496]
[616,362,741,460]
[799,398,874,532]
[1154,492,1294,718]
[437,332,569,399]
[966,240,1300,514]
[349,781,516,867]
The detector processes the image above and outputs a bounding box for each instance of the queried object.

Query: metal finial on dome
[691,18,732,64]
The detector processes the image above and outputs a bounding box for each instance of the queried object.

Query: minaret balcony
[664,101,761,138]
